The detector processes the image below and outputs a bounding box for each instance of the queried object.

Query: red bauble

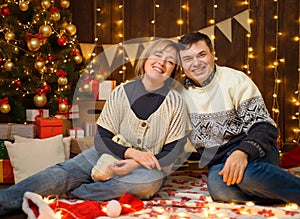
[47,55,54,62]
[43,84,51,93]
[1,7,10,17]
[0,57,3,64]
[57,37,67,46]
[15,80,23,87]
[37,56,44,62]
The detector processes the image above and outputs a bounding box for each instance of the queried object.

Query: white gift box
[97,80,116,100]
[85,122,97,137]
[68,104,79,119]
[26,109,49,124]
[68,128,84,138]
[56,105,79,119]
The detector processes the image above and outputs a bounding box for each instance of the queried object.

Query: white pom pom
[106,200,122,217]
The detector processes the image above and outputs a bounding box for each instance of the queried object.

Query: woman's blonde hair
[135,39,180,78]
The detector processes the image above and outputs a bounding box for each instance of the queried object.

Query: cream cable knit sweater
[97,83,189,155]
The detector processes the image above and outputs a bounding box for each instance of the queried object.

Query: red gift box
[0,159,14,184]
[36,117,63,139]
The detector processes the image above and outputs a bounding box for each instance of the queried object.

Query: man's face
[180,40,215,86]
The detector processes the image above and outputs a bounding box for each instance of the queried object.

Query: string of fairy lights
[244,0,253,77]
[271,0,281,126]
[298,3,300,143]
[292,2,300,143]
[151,0,159,37]
[178,0,183,36]
[209,0,216,58]
[118,0,126,82]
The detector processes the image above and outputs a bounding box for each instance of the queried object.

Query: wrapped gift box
[56,105,79,119]
[36,117,63,139]
[68,128,84,138]
[85,122,97,137]
[26,109,49,124]
[93,80,116,100]
[99,80,116,100]
[0,123,36,140]
[0,159,14,184]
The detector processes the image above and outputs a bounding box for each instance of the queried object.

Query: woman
[0,39,190,216]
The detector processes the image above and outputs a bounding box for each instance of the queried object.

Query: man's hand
[110,159,139,176]
[218,150,248,186]
[124,148,161,170]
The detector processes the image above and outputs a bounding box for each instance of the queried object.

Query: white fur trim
[22,191,57,219]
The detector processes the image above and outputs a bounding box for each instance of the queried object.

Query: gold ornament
[50,12,61,21]
[34,94,47,107]
[34,60,45,70]
[48,67,55,74]
[61,21,68,29]
[94,73,104,83]
[60,0,70,9]
[27,38,41,51]
[38,66,47,74]
[0,103,11,114]
[19,1,29,11]
[4,60,14,71]
[5,31,15,41]
[41,0,51,9]
[81,83,91,93]
[58,103,69,113]
[57,77,68,86]
[65,24,77,36]
[39,25,52,38]
[74,54,82,64]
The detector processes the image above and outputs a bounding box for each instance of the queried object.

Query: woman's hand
[110,159,140,176]
[124,148,161,171]
[218,150,248,186]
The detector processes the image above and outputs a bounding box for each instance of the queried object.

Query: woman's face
[143,46,177,83]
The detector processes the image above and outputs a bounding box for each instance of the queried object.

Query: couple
[1,32,300,216]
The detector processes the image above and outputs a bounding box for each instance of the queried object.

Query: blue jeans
[207,145,300,204]
[0,147,165,216]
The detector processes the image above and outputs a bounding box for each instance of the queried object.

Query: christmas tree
[0,0,87,123]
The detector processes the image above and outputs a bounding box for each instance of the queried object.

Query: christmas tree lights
[0,0,87,123]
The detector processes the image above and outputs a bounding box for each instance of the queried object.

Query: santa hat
[22,191,144,219]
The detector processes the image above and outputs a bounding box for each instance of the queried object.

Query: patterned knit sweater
[97,82,189,155]
[179,65,278,167]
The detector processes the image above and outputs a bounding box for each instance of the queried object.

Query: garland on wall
[83,9,251,72]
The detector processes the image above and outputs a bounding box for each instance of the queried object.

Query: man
[177,32,300,204]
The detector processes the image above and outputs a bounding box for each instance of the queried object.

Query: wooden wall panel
[70,0,95,43]
[125,0,152,39]
[70,0,300,145]
[280,0,299,142]
[188,0,207,31]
